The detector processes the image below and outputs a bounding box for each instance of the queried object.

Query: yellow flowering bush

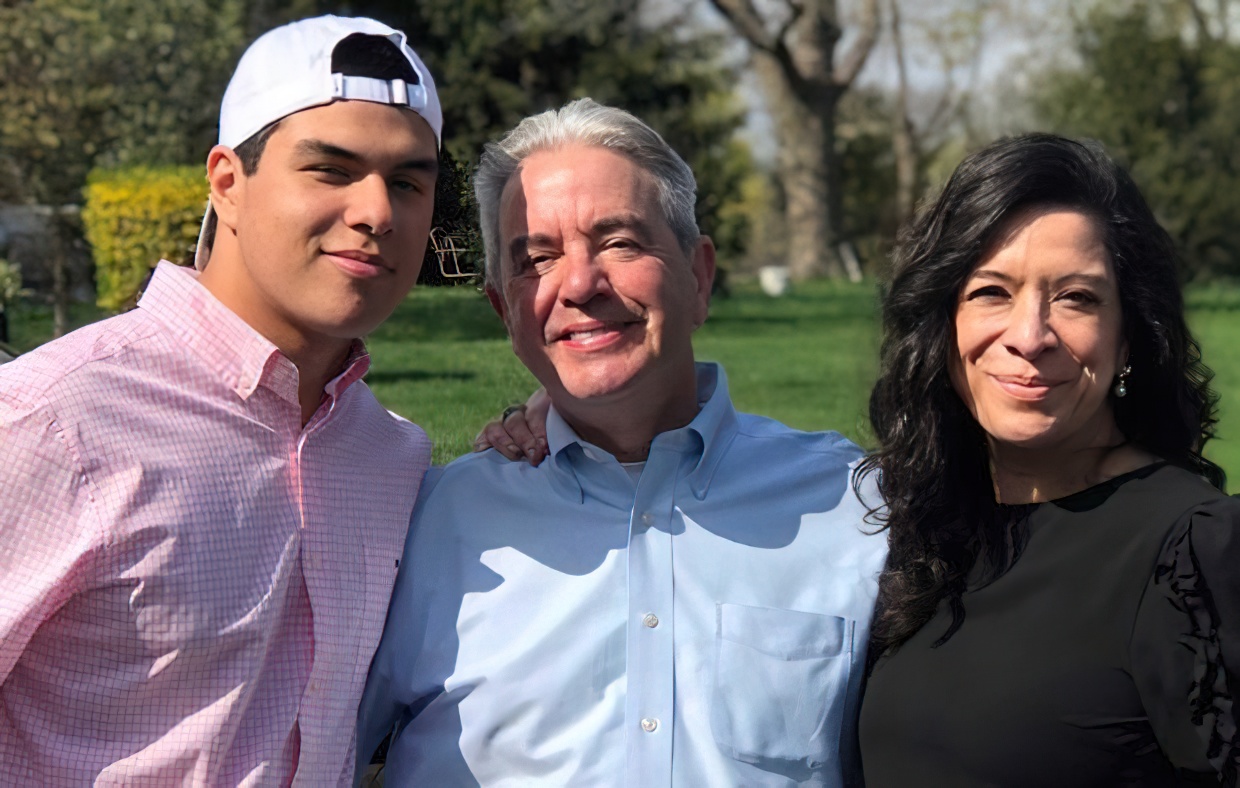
[82,166,206,312]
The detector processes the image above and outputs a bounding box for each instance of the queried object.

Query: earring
[1113,364,1132,398]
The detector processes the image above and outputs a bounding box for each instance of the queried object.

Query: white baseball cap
[195,15,442,270]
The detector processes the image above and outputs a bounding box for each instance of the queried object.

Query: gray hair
[474,98,699,286]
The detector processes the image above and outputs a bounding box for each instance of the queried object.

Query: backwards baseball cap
[195,15,442,270]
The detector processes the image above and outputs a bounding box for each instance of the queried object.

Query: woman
[857,133,1238,785]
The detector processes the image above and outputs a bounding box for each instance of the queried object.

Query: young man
[0,16,440,784]
[358,100,886,786]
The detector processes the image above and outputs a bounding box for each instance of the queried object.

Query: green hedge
[82,166,206,312]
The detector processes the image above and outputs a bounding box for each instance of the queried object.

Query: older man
[358,99,886,786]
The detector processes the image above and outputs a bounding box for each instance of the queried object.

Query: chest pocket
[711,602,854,774]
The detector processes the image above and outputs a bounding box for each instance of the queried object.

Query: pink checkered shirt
[0,261,431,785]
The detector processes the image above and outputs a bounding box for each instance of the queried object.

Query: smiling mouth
[325,250,390,278]
[568,327,618,342]
[552,321,640,348]
[993,375,1061,400]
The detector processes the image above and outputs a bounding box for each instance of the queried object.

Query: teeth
[569,328,611,342]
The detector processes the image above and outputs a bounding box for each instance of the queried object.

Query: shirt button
[642,613,659,628]
[641,717,659,733]
[640,512,653,525]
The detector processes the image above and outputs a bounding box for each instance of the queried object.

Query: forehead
[266,100,438,157]
[976,209,1112,278]
[498,145,658,232]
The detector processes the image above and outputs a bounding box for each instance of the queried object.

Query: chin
[552,368,645,403]
[989,428,1071,451]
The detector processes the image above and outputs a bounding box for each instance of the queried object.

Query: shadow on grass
[366,369,478,384]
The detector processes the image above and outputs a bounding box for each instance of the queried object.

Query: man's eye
[310,165,349,179]
[515,255,554,272]
[604,238,640,255]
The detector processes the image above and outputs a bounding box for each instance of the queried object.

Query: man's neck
[556,368,702,463]
[286,337,354,427]
[198,260,353,427]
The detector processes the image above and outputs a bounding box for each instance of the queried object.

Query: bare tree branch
[889,0,918,225]
[774,0,808,46]
[833,0,880,87]
[707,0,778,52]
[1185,0,1214,43]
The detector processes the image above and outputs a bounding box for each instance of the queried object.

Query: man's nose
[346,174,394,237]
[557,245,610,305]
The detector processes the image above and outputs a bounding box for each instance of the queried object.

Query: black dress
[859,464,1240,787]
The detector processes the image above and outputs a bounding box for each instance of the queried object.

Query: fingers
[525,389,550,445]
[472,420,526,461]
[471,403,549,466]
[499,407,546,466]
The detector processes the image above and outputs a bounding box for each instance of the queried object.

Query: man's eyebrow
[592,215,653,240]
[292,139,363,162]
[291,138,438,172]
[507,233,555,261]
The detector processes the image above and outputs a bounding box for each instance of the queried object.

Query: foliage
[0,0,246,206]
[81,166,206,312]
[347,0,755,262]
[837,88,899,243]
[0,258,23,308]
[1036,0,1240,279]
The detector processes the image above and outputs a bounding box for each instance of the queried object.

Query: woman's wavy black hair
[856,133,1224,659]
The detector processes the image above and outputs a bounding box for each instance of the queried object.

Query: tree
[0,0,247,207]
[705,0,880,279]
[350,0,754,264]
[0,0,247,333]
[884,0,998,228]
[1036,0,1240,279]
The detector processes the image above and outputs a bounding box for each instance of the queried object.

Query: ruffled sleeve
[1131,496,1240,784]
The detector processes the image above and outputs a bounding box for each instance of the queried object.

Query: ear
[690,235,716,329]
[206,145,245,232]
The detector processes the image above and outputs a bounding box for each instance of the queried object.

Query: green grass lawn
[7,279,1240,479]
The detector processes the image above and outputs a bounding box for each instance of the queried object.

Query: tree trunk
[758,56,844,279]
[50,211,74,339]
[51,242,68,339]
[708,0,879,280]
[889,0,920,228]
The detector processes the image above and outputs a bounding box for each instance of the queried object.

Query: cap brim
[194,200,215,270]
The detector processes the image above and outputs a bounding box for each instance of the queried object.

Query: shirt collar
[137,261,371,404]
[544,361,739,504]
[324,340,372,400]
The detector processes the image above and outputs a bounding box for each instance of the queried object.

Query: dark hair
[856,133,1224,660]
[203,32,424,252]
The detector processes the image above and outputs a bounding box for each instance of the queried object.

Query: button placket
[624,446,677,783]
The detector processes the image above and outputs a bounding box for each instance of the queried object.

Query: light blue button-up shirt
[358,363,887,786]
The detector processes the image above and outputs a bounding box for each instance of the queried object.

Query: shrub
[82,166,205,312]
